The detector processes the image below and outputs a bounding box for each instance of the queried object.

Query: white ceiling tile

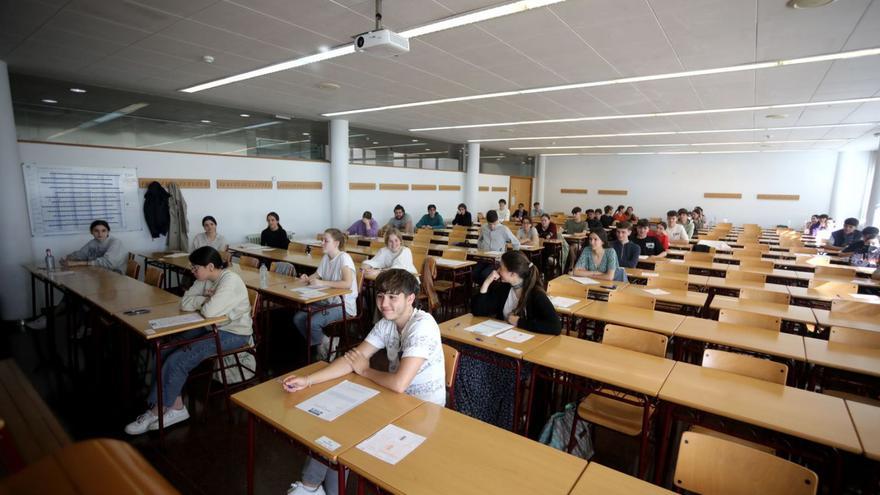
[840,101,880,124]
[0,0,61,39]
[843,0,880,50]
[756,0,872,60]
[755,63,831,105]
[158,19,296,61]
[67,0,180,32]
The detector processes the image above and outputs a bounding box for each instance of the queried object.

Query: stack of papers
[148,313,204,330]
[549,296,580,308]
[464,320,513,337]
[643,288,670,296]
[296,380,379,422]
[570,276,599,285]
[496,329,534,343]
[291,287,326,299]
[356,424,426,465]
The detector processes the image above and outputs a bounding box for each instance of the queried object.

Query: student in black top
[452,203,473,226]
[843,226,879,267]
[260,212,289,249]
[630,220,666,257]
[586,209,603,232]
[830,217,861,248]
[611,221,641,268]
[600,205,615,228]
[472,250,561,334]
[511,203,528,221]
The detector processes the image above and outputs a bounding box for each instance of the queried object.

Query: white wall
[829,150,875,223]
[541,152,838,227]
[478,174,512,216]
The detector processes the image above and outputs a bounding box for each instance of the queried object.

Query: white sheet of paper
[643,288,670,296]
[849,293,878,301]
[356,424,426,465]
[549,296,580,308]
[570,276,599,285]
[435,258,467,267]
[505,347,523,355]
[484,251,504,256]
[164,252,189,258]
[47,270,76,276]
[669,259,685,264]
[295,380,379,422]
[315,436,341,452]
[698,240,732,251]
[496,329,534,343]
[465,320,513,337]
[638,255,649,260]
[148,313,204,330]
[851,279,865,284]
[290,286,326,297]
[642,272,660,277]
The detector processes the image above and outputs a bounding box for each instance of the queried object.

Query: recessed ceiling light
[200,119,212,123]
[372,141,379,144]
[318,81,341,91]
[410,96,880,132]
[501,129,515,134]
[318,45,330,53]
[302,132,310,136]
[411,139,419,142]
[765,114,788,119]
[787,0,836,8]
[41,99,58,104]
[239,113,250,117]
[69,88,86,94]
[425,148,431,151]
[324,47,880,117]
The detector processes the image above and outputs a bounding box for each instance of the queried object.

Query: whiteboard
[22,164,142,236]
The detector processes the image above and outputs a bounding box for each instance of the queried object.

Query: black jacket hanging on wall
[143,181,171,239]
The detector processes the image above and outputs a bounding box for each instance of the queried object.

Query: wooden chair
[719,308,781,332]
[738,259,774,273]
[815,265,855,279]
[647,277,688,292]
[655,262,689,276]
[442,249,468,261]
[568,326,667,475]
[808,279,858,294]
[411,251,426,276]
[369,240,385,250]
[144,266,165,288]
[325,269,366,362]
[442,344,461,410]
[310,246,324,258]
[740,243,770,252]
[125,259,140,280]
[547,277,587,299]
[673,432,817,495]
[220,250,232,265]
[608,291,656,310]
[684,252,714,263]
[739,288,790,305]
[287,242,307,253]
[725,270,766,284]
[447,232,467,245]
[829,326,880,348]
[733,249,764,260]
[702,349,788,384]
[238,255,260,268]
[830,299,880,318]
[348,252,368,265]
[269,262,296,277]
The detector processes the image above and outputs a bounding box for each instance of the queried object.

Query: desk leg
[512,360,523,435]
[306,307,313,364]
[653,402,675,486]
[30,273,37,319]
[637,397,652,479]
[337,464,346,495]
[155,339,165,444]
[247,413,255,495]
[523,365,539,437]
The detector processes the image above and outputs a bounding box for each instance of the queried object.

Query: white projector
[354,29,410,56]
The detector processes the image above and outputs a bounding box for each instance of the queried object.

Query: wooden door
[509,176,532,213]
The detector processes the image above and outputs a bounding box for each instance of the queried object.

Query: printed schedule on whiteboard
[23,164,142,236]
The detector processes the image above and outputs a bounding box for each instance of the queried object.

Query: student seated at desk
[191,215,228,252]
[346,211,378,237]
[665,210,689,243]
[631,220,666,257]
[564,207,587,234]
[475,210,520,283]
[678,208,695,238]
[125,247,251,435]
[612,205,627,223]
[611,221,640,268]
[283,269,445,495]
[415,204,444,229]
[531,202,543,217]
[624,206,636,222]
[362,228,417,274]
[829,217,860,248]
[572,230,619,281]
[516,216,539,246]
[512,203,528,221]
[691,207,705,231]
[260,212,289,249]
[600,205,615,228]
[649,221,670,251]
[843,226,879,267]
[452,203,473,227]
[61,220,126,273]
[586,208,603,232]
[496,198,511,222]
[536,214,568,268]
[293,229,358,360]
[384,204,413,234]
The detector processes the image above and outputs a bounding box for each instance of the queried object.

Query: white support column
[465,142,480,212]
[865,147,880,226]
[329,119,349,229]
[534,154,546,207]
[0,61,31,320]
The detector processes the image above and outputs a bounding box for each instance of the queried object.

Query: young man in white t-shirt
[283,269,445,495]
[666,209,690,243]
[496,198,511,222]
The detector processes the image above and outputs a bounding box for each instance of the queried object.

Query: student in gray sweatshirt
[474,210,519,283]
[62,220,127,273]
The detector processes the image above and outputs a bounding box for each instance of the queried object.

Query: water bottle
[259,264,268,288]
[45,249,56,272]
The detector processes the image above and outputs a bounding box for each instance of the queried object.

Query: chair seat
[577,391,653,436]
[689,426,775,455]
[433,280,455,292]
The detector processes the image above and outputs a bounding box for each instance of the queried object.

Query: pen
[475,337,484,342]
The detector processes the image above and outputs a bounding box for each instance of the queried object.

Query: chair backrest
[125,259,140,279]
[702,349,788,384]
[348,252,368,265]
[310,246,324,258]
[144,266,164,288]
[269,262,296,277]
[239,255,260,268]
[546,278,587,299]
[815,265,854,279]
[602,324,668,357]
[442,249,468,261]
[247,289,262,345]
[808,279,858,293]
[740,243,770,252]
[647,277,688,291]
[655,262,689,275]
[725,269,766,284]
[369,240,385,250]
[739,288,790,305]
[441,343,460,389]
[411,252,426,275]
[830,299,880,318]
[674,432,817,495]
[718,308,781,332]
[451,225,467,232]
[829,326,880,349]
[288,242,308,253]
[684,252,714,263]
[447,232,467,244]
[220,250,232,265]
[738,259,774,273]
[315,233,324,240]
[608,291,656,310]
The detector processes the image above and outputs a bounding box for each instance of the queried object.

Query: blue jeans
[147,327,250,408]
[293,299,344,346]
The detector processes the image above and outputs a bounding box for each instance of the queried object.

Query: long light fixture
[410,96,880,132]
[323,47,880,117]
[508,139,848,150]
[542,149,830,156]
[180,0,565,94]
[466,122,878,143]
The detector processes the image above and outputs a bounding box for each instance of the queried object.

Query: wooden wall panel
[703,192,742,199]
[560,188,587,194]
[411,184,437,191]
[439,185,461,191]
[491,186,508,192]
[138,178,210,189]
[757,194,800,201]
[379,183,409,191]
[349,182,376,190]
[216,180,272,189]
[478,186,490,191]
[598,189,627,196]
[278,181,322,190]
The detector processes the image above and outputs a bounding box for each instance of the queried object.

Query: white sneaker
[149,406,190,430]
[125,410,158,435]
[316,336,331,361]
[287,482,325,495]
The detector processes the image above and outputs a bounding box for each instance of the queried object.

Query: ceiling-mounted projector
[354,29,409,56]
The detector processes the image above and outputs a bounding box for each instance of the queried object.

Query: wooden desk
[709,296,817,326]
[673,316,806,362]
[233,362,422,495]
[803,337,880,378]
[812,309,880,334]
[86,286,179,314]
[704,277,791,295]
[624,268,710,288]
[574,301,685,336]
[619,285,707,311]
[846,400,880,462]
[548,296,592,317]
[340,402,586,495]
[57,269,147,297]
[570,462,674,495]
[235,265,297,289]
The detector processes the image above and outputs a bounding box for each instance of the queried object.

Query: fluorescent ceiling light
[410,96,880,131]
[323,47,880,117]
[509,139,848,150]
[543,149,826,156]
[467,122,878,143]
[180,0,564,94]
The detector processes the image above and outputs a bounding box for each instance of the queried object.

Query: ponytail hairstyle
[189,246,227,269]
[501,250,545,317]
[324,228,347,251]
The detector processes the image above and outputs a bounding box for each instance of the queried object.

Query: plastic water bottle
[45,249,56,272]
[259,264,268,288]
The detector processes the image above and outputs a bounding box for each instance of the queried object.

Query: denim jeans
[147,327,250,408]
[301,457,348,495]
[293,299,344,346]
